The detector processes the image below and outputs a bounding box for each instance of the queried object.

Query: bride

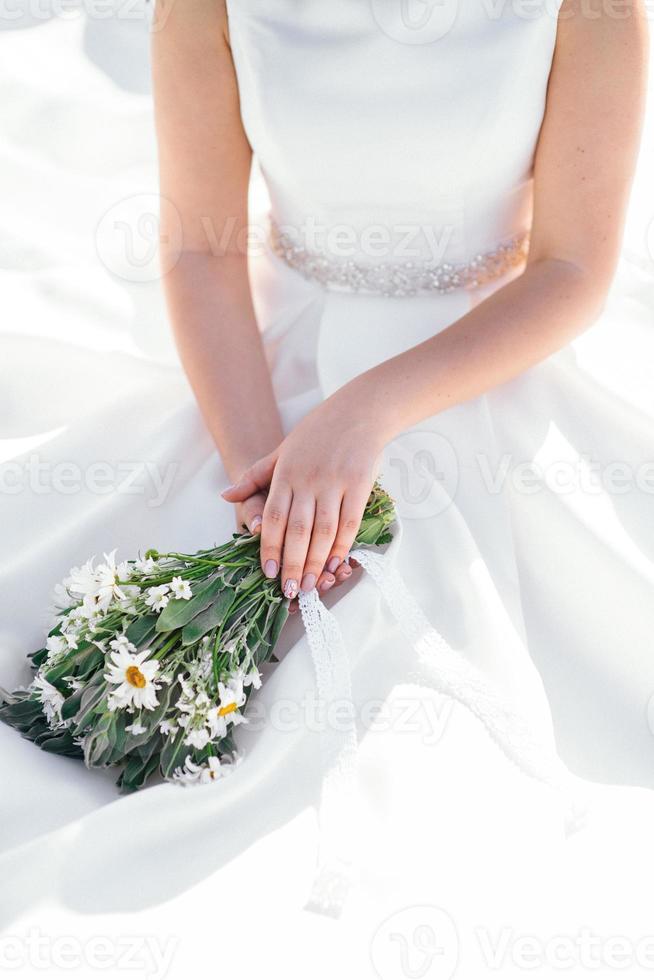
[1,0,653,974]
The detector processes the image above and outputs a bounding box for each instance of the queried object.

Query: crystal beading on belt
[269,217,530,297]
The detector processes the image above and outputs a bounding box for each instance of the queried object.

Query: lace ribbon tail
[349,548,585,807]
[298,588,359,918]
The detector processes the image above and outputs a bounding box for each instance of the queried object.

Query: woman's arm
[348,0,649,433]
[151,0,283,531]
[224,0,648,598]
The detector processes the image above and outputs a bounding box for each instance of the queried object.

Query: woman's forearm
[163,250,284,480]
[352,258,608,440]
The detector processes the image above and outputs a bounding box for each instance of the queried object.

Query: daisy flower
[184,727,211,750]
[144,585,170,613]
[133,556,158,575]
[243,667,262,690]
[170,576,192,600]
[207,678,247,740]
[172,754,235,786]
[94,550,130,612]
[109,635,136,657]
[33,674,67,729]
[45,634,68,661]
[104,648,161,711]
[125,721,148,736]
[65,557,100,600]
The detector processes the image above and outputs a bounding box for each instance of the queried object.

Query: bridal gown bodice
[227,0,559,260]
[226,0,563,401]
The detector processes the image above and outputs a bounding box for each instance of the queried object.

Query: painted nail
[326,556,341,574]
[319,575,335,593]
[300,573,317,593]
[283,578,299,599]
[249,515,262,533]
[264,559,278,578]
[338,566,352,579]
[221,484,236,497]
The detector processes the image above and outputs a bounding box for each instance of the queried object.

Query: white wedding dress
[2,2,654,977]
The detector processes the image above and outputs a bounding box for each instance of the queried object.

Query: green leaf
[155,575,224,633]
[269,601,290,648]
[43,643,96,686]
[181,591,234,647]
[125,614,158,647]
[61,687,85,722]
[159,727,190,779]
[235,569,264,592]
[118,741,161,793]
[76,646,104,680]
[122,682,178,754]
[355,517,385,545]
[84,713,117,767]
[36,729,84,758]
[72,683,108,734]
[28,648,49,669]
[0,696,45,732]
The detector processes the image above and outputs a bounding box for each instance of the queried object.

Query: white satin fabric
[2,5,654,977]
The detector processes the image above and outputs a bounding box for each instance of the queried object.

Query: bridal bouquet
[0,486,394,793]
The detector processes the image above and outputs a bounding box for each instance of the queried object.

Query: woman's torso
[226,0,562,263]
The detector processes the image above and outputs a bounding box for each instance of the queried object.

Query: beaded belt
[269,218,530,298]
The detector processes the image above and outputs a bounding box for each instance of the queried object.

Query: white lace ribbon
[350,549,578,793]
[299,547,588,917]
[298,588,358,917]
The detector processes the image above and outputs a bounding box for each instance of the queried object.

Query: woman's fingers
[333,560,353,584]
[326,483,371,572]
[234,492,267,534]
[221,452,277,503]
[279,494,315,599]
[259,479,292,581]
[299,492,341,593]
[258,472,370,600]
[316,571,336,594]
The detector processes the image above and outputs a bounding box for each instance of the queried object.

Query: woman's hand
[233,492,267,536]
[222,383,392,599]
[230,487,357,607]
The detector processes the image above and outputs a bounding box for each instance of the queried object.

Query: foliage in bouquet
[0,485,394,793]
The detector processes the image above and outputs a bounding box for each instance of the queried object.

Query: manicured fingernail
[338,566,352,579]
[326,556,341,574]
[319,575,335,593]
[283,578,298,599]
[264,559,278,578]
[250,515,262,533]
[221,484,236,497]
[300,573,316,593]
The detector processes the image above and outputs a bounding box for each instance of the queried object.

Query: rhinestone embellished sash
[270,218,530,298]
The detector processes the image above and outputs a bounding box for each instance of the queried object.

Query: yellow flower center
[126,665,147,689]
[218,701,238,717]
